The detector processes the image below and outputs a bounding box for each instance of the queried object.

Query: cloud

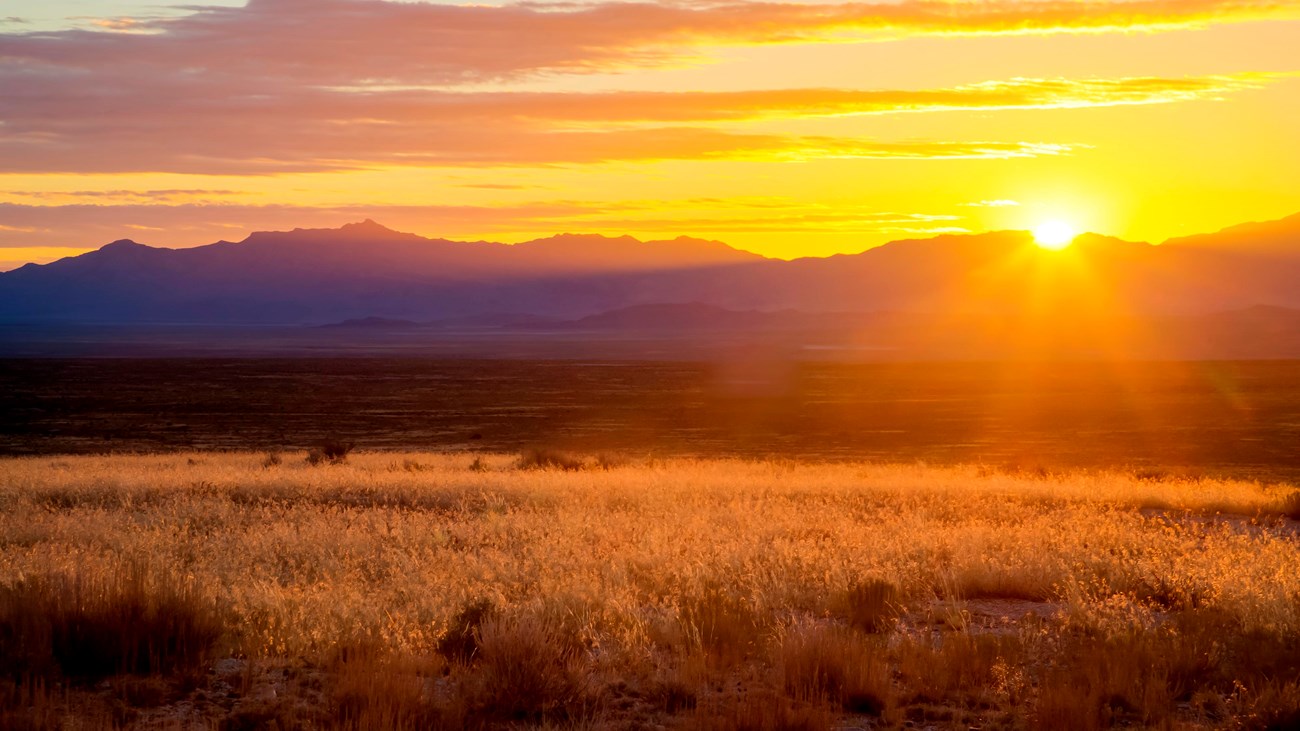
[2,189,244,202]
[272,75,1279,125]
[1,0,1289,175]
[3,69,1264,174]
[0,1,1290,175]
[0,111,1077,172]
[86,17,150,32]
[5,1,1290,86]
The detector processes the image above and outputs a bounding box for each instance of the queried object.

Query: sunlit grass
[1,452,1298,728]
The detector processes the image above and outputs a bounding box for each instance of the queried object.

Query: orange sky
[1,0,1298,270]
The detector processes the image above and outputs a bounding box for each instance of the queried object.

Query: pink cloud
[0,0,1290,174]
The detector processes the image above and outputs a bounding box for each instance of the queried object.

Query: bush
[1276,491,1300,521]
[595,453,630,470]
[308,439,355,466]
[840,579,901,633]
[437,600,496,664]
[473,613,589,721]
[515,449,585,472]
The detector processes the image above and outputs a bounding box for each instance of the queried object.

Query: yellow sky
[1,2,1298,269]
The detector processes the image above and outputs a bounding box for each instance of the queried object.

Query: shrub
[1276,491,1300,521]
[308,439,355,466]
[594,453,630,470]
[261,452,282,469]
[515,449,585,472]
[473,613,589,721]
[437,600,496,664]
[400,459,430,473]
[840,579,901,633]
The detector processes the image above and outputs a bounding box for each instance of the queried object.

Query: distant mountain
[1162,212,1300,254]
[2,214,1299,325]
[561,303,798,331]
[0,221,764,323]
[319,316,422,330]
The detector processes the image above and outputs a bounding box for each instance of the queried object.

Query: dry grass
[0,565,221,683]
[777,622,891,715]
[1,452,1298,728]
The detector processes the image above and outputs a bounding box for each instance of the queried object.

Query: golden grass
[1,452,1298,728]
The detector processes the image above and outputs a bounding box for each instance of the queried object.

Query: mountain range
[3,214,1300,327]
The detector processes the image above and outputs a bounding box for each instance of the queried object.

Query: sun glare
[1032,219,1078,250]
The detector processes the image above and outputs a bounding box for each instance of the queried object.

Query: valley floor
[3,453,1300,729]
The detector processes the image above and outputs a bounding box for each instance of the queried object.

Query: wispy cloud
[2,68,1269,174]
[303,75,1281,125]
[6,1,1290,85]
[3,189,244,202]
[0,111,1079,172]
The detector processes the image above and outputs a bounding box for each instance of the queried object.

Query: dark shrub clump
[515,449,585,472]
[308,439,355,466]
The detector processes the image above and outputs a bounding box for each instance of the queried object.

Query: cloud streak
[6,0,1292,85]
[1,68,1271,173]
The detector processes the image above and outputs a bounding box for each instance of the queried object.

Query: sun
[1032,219,1078,250]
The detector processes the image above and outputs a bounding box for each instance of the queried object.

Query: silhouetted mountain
[0,221,763,323]
[2,214,1299,326]
[562,303,791,331]
[1162,212,1300,254]
[319,316,422,330]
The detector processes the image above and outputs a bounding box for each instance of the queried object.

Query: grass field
[3,451,1300,729]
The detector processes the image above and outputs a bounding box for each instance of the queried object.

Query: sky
[1,0,1298,270]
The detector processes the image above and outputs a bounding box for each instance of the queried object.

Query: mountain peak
[340,219,396,235]
[515,232,760,268]
[102,239,146,250]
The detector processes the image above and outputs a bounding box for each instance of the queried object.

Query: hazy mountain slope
[1161,212,1300,254]
[0,222,764,322]
[2,214,1298,324]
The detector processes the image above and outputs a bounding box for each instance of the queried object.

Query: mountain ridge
[2,213,1298,325]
